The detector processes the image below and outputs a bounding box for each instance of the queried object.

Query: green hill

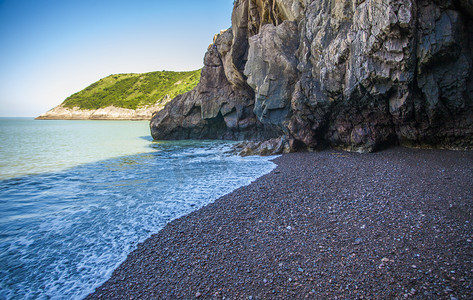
[62,69,201,110]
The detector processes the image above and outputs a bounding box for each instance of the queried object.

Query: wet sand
[87,147,473,299]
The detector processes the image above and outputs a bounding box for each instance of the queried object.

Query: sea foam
[0,140,276,299]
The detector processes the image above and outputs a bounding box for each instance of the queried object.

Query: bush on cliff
[62,70,201,110]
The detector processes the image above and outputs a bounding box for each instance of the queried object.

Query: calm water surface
[0,118,152,179]
[0,118,276,299]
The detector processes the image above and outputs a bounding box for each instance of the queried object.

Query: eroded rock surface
[151,0,473,152]
[150,29,280,140]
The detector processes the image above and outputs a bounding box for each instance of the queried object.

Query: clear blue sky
[0,0,234,117]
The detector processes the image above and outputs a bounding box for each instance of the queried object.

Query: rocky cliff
[36,103,164,120]
[151,0,473,153]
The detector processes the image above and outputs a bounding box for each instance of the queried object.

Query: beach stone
[85,148,473,299]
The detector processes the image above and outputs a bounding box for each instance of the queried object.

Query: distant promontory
[37,70,201,120]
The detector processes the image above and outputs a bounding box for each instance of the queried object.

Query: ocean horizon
[0,118,277,299]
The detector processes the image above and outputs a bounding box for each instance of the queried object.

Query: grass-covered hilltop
[64,70,201,110]
[37,69,201,120]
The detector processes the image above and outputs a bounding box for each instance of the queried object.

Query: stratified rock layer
[151,0,473,152]
[36,104,163,120]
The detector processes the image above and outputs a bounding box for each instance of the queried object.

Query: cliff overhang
[151,0,473,153]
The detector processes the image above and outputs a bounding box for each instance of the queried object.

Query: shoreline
[87,147,473,299]
[35,104,162,121]
[35,117,151,121]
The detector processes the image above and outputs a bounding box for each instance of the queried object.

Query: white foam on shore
[0,141,277,299]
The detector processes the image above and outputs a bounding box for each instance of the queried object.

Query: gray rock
[245,21,299,128]
[151,0,473,153]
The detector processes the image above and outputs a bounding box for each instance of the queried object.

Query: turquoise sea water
[0,118,276,299]
[0,118,153,180]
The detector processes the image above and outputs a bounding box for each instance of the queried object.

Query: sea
[0,118,277,299]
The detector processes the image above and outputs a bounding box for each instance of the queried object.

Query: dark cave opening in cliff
[206,111,227,139]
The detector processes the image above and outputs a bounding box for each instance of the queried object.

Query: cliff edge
[151,0,473,152]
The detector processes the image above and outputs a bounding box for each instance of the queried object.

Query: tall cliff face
[151,0,473,152]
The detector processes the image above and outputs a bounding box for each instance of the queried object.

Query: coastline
[35,104,163,121]
[87,147,473,299]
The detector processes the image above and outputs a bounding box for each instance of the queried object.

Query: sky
[0,0,234,117]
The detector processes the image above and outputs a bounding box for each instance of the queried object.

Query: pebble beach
[87,147,473,299]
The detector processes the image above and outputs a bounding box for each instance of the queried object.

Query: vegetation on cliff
[62,70,201,110]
